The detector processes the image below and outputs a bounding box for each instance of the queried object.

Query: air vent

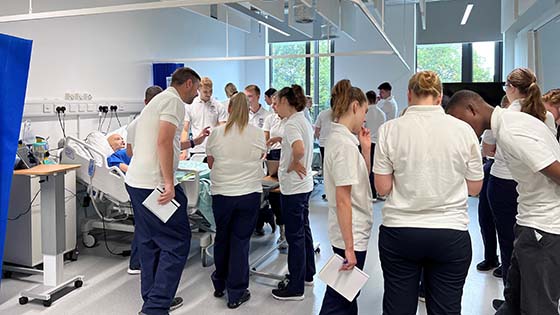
[294,3,314,23]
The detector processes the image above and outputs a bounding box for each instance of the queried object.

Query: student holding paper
[125,67,201,315]
[205,92,266,309]
[373,71,484,314]
[319,79,373,315]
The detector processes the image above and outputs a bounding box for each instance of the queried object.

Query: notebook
[318,254,370,302]
[142,187,180,223]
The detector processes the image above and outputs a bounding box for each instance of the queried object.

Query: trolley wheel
[82,234,97,248]
[43,299,52,307]
[74,279,83,288]
[19,297,28,305]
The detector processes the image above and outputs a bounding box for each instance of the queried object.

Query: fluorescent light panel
[461,4,474,25]
[257,20,290,37]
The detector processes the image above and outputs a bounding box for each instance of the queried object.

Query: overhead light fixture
[461,3,474,25]
[257,20,290,37]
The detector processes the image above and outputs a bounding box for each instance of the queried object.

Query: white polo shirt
[263,113,286,150]
[378,96,398,121]
[374,105,484,231]
[365,105,386,144]
[126,87,185,189]
[279,111,314,195]
[315,109,333,147]
[491,106,560,235]
[249,105,271,129]
[324,123,374,251]
[185,96,227,153]
[483,99,557,180]
[206,124,266,196]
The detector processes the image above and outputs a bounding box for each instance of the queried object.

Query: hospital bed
[60,132,215,266]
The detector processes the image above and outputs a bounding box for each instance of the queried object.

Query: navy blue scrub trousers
[281,192,316,294]
[211,193,260,304]
[319,247,367,315]
[379,226,471,315]
[487,175,518,284]
[126,184,191,315]
[479,159,498,264]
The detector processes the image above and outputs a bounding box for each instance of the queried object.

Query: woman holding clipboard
[319,79,374,315]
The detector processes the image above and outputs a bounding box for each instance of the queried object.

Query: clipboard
[318,254,370,302]
[142,187,180,223]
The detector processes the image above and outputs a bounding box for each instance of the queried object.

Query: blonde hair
[225,92,249,135]
[200,77,213,89]
[408,71,442,99]
[543,88,560,106]
[244,84,261,96]
[507,68,546,121]
[331,79,367,121]
[224,82,238,98]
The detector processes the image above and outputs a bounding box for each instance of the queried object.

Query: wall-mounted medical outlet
[43,104,53,113]
[78,104,87,112]
[87,104,96,112]
[69,104,78,113]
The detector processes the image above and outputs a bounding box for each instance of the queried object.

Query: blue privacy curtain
[0,34,33,286]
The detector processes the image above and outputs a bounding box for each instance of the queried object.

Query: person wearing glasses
[482,67,556,310]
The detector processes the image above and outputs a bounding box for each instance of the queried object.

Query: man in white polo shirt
[181,76,227,158]
[125,67,201,315]
[245,84,271,129]
[377,82,398,121]
[446,90,560,315]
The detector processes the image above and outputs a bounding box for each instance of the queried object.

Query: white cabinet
[4,172,77,267]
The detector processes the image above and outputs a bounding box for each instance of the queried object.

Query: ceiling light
[461,4,474,25]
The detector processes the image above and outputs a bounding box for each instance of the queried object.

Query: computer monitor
[443,82,506,108]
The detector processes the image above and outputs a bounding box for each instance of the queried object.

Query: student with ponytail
[271,84,316,301]
[318,79,373,315]
[374,71,483,314]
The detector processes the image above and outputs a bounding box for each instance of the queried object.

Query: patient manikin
[107,134,131,173]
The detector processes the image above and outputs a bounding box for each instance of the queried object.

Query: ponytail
[277,84,307,111]
[331,79,367,121]
[507,67,546,122]
[521,82,546,122]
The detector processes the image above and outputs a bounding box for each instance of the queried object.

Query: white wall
[536,17,560,92]
[334,4,416,114]
[0,6,251,147]
[501,0,560,83]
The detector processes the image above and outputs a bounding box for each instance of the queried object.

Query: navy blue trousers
[479,159,498,263]
[129,231,140,270]
[487,175,518,284]
[281,192,316,294]
[379,226,471,315]
[319,247,367,315]
[211,193,260,303]
[126,184,191,315]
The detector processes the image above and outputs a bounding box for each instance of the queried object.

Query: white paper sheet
[318,254,369,302]
[142,187,180,223]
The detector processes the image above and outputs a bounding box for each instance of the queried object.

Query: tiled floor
[0,187,503,315]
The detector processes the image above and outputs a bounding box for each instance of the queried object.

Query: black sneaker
[492,299,505,310]
[418,290,425,303]
[476,260,500,271]
[214,290,224,298]
[493,266,503,278]
[169,297,183,312]
[271,288,304,301]
[227,290,251,309]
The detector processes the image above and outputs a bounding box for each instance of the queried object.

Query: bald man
[446,90,560,315]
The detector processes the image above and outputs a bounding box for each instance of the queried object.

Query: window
[417,43,463,83]
[472,41,496,82]
[416,41,502,83]
[270,40,334,120]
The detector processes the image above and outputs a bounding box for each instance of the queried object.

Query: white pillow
[85,131,114,158]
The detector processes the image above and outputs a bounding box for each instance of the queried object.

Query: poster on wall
[0,33,33,285]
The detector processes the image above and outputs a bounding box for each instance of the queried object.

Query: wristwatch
[190,139,195,149]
